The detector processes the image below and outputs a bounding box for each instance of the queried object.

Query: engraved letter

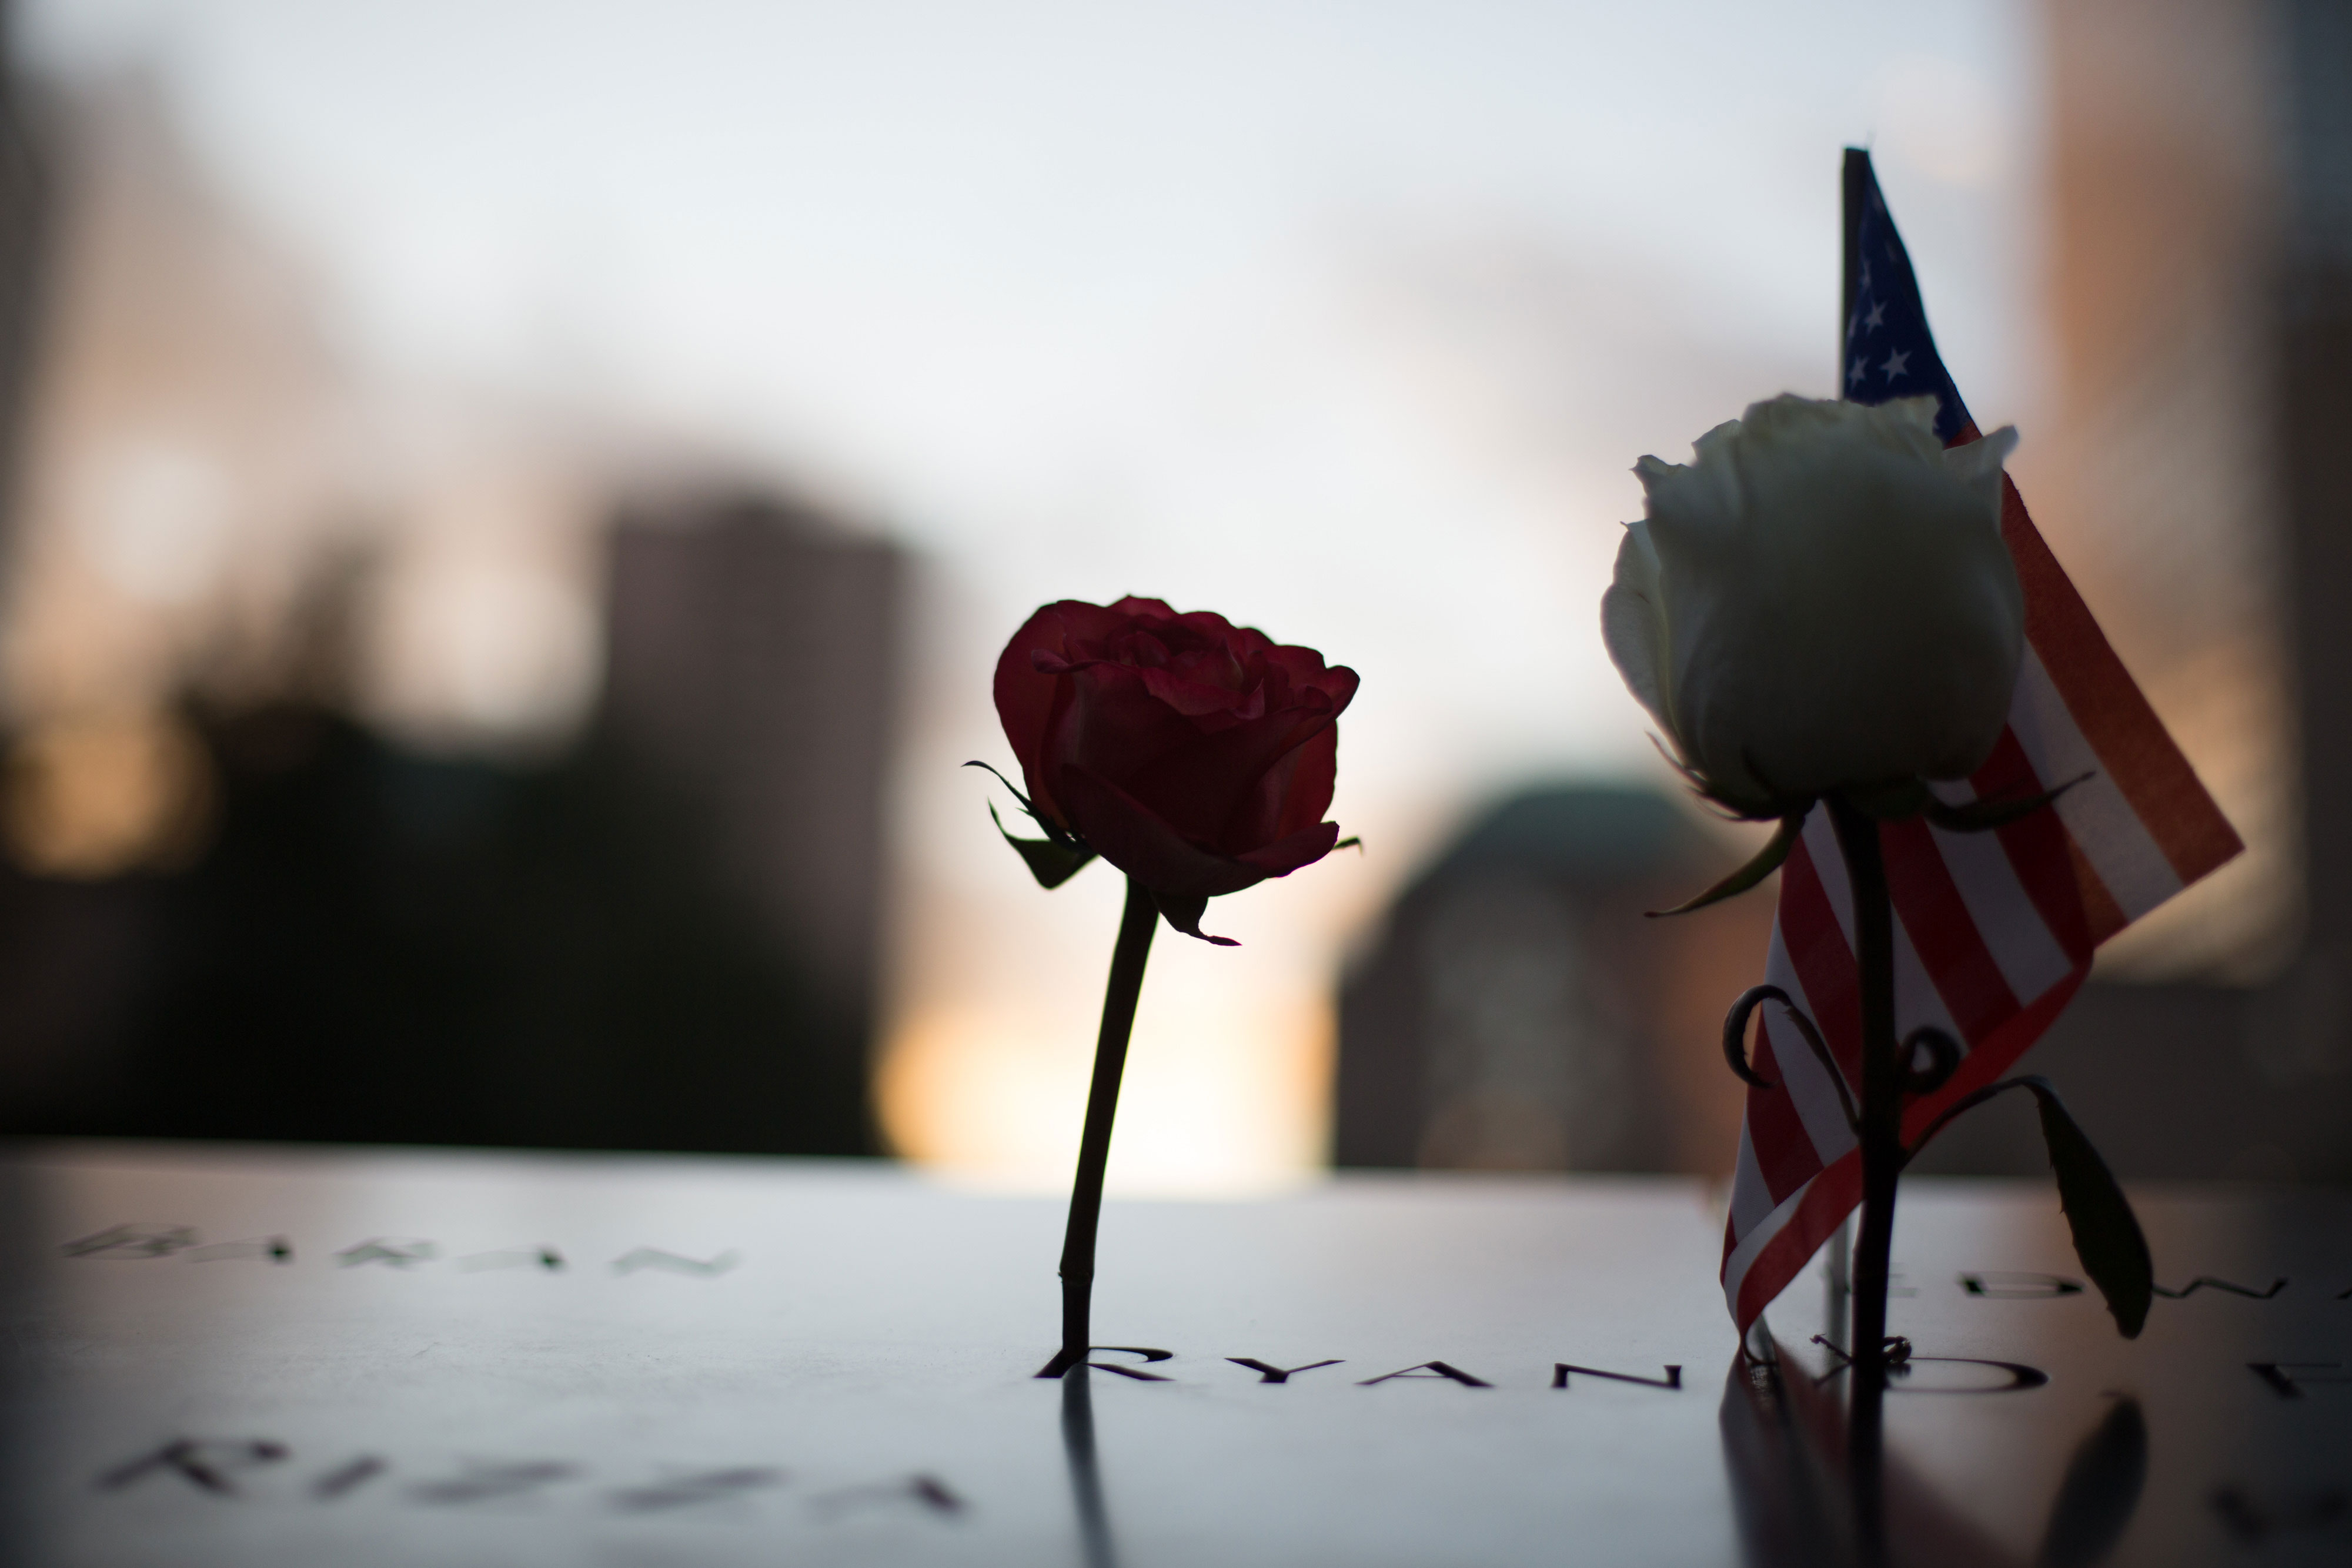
[1357,1361,1490,1388]
[813,1474,965,1519]
[1959,1272,2083,1298]
[1552,1362,1682,1390]
[2212,1483,2350,1542]
[1035,1345,1174,1380]
[99,1438,289,1495]
[2249,1362,2352,1399]
[458,1247,564,1273]
[336,1238,436,1269]
[609,1467,783,1512]
[611,1248,737,1276]
[1890,1357,2049,1393]
[65,1224,198,1260]
[311,1457,387,1500]
[1228,1358,1342,1385]
[408,1462,579,1505]
[189,1237,294,1264]
[2154,1276,2286,1300]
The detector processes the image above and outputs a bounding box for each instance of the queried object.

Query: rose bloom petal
[994,599,1157,827]
[990,597,1357,937]
[1606,394,2023,805]
[1054,765,1272,902]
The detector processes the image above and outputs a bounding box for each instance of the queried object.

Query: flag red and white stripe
[1720,462,2243,1331]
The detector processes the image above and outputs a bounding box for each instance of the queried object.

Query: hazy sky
[16,0,2047,1188]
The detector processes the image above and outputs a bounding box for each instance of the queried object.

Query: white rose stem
[1043,874,1160,1376]
[1825,792,1898,1554]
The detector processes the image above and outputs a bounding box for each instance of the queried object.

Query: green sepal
[966,761,1095,890]
[2024,1078,2154,1339]
[1151,889,1237,947]
[1923,773,2093,834]
[1648,812,1805,917]
[988,801,1095,890]
[964,759,1039,815]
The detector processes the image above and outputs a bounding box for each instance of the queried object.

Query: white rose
[1602,394,2023,813]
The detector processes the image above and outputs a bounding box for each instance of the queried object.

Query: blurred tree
[0,0,50,597]
[0,697,873,1155]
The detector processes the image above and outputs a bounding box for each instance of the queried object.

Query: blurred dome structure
[1334,784,1772,1176]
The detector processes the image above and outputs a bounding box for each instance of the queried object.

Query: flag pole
[1842,149,1868,386]
[1838,148,1894,1565]
[1826,151,1866,1366]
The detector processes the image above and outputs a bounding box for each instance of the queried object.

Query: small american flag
[1719,151,2243,1332]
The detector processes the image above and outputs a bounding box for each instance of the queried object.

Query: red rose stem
[1045,874,1158,1373]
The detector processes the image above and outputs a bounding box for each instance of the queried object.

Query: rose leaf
[1647,813,1805,918]
[2025,1079,2153,1339]
[987,801,1096,891]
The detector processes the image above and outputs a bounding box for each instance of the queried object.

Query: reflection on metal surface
[1060,1368,1120,1568]
[6,1145,2351,1564]
[1719,1354,1864,1568]
[1720,1348,2150,1568]
[2034,1398,2146,1568]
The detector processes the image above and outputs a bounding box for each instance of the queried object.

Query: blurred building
[1913,0,2352,1182]
[0,510,900,1161]
[2028,0,2291,982]
[0,8,41,587]
[1334,785,1771,1176]
[602,491,903,1140]
[0,75,353,736]
[0,74,901,1157]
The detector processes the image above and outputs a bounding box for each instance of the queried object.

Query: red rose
[993,597,1359,943]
